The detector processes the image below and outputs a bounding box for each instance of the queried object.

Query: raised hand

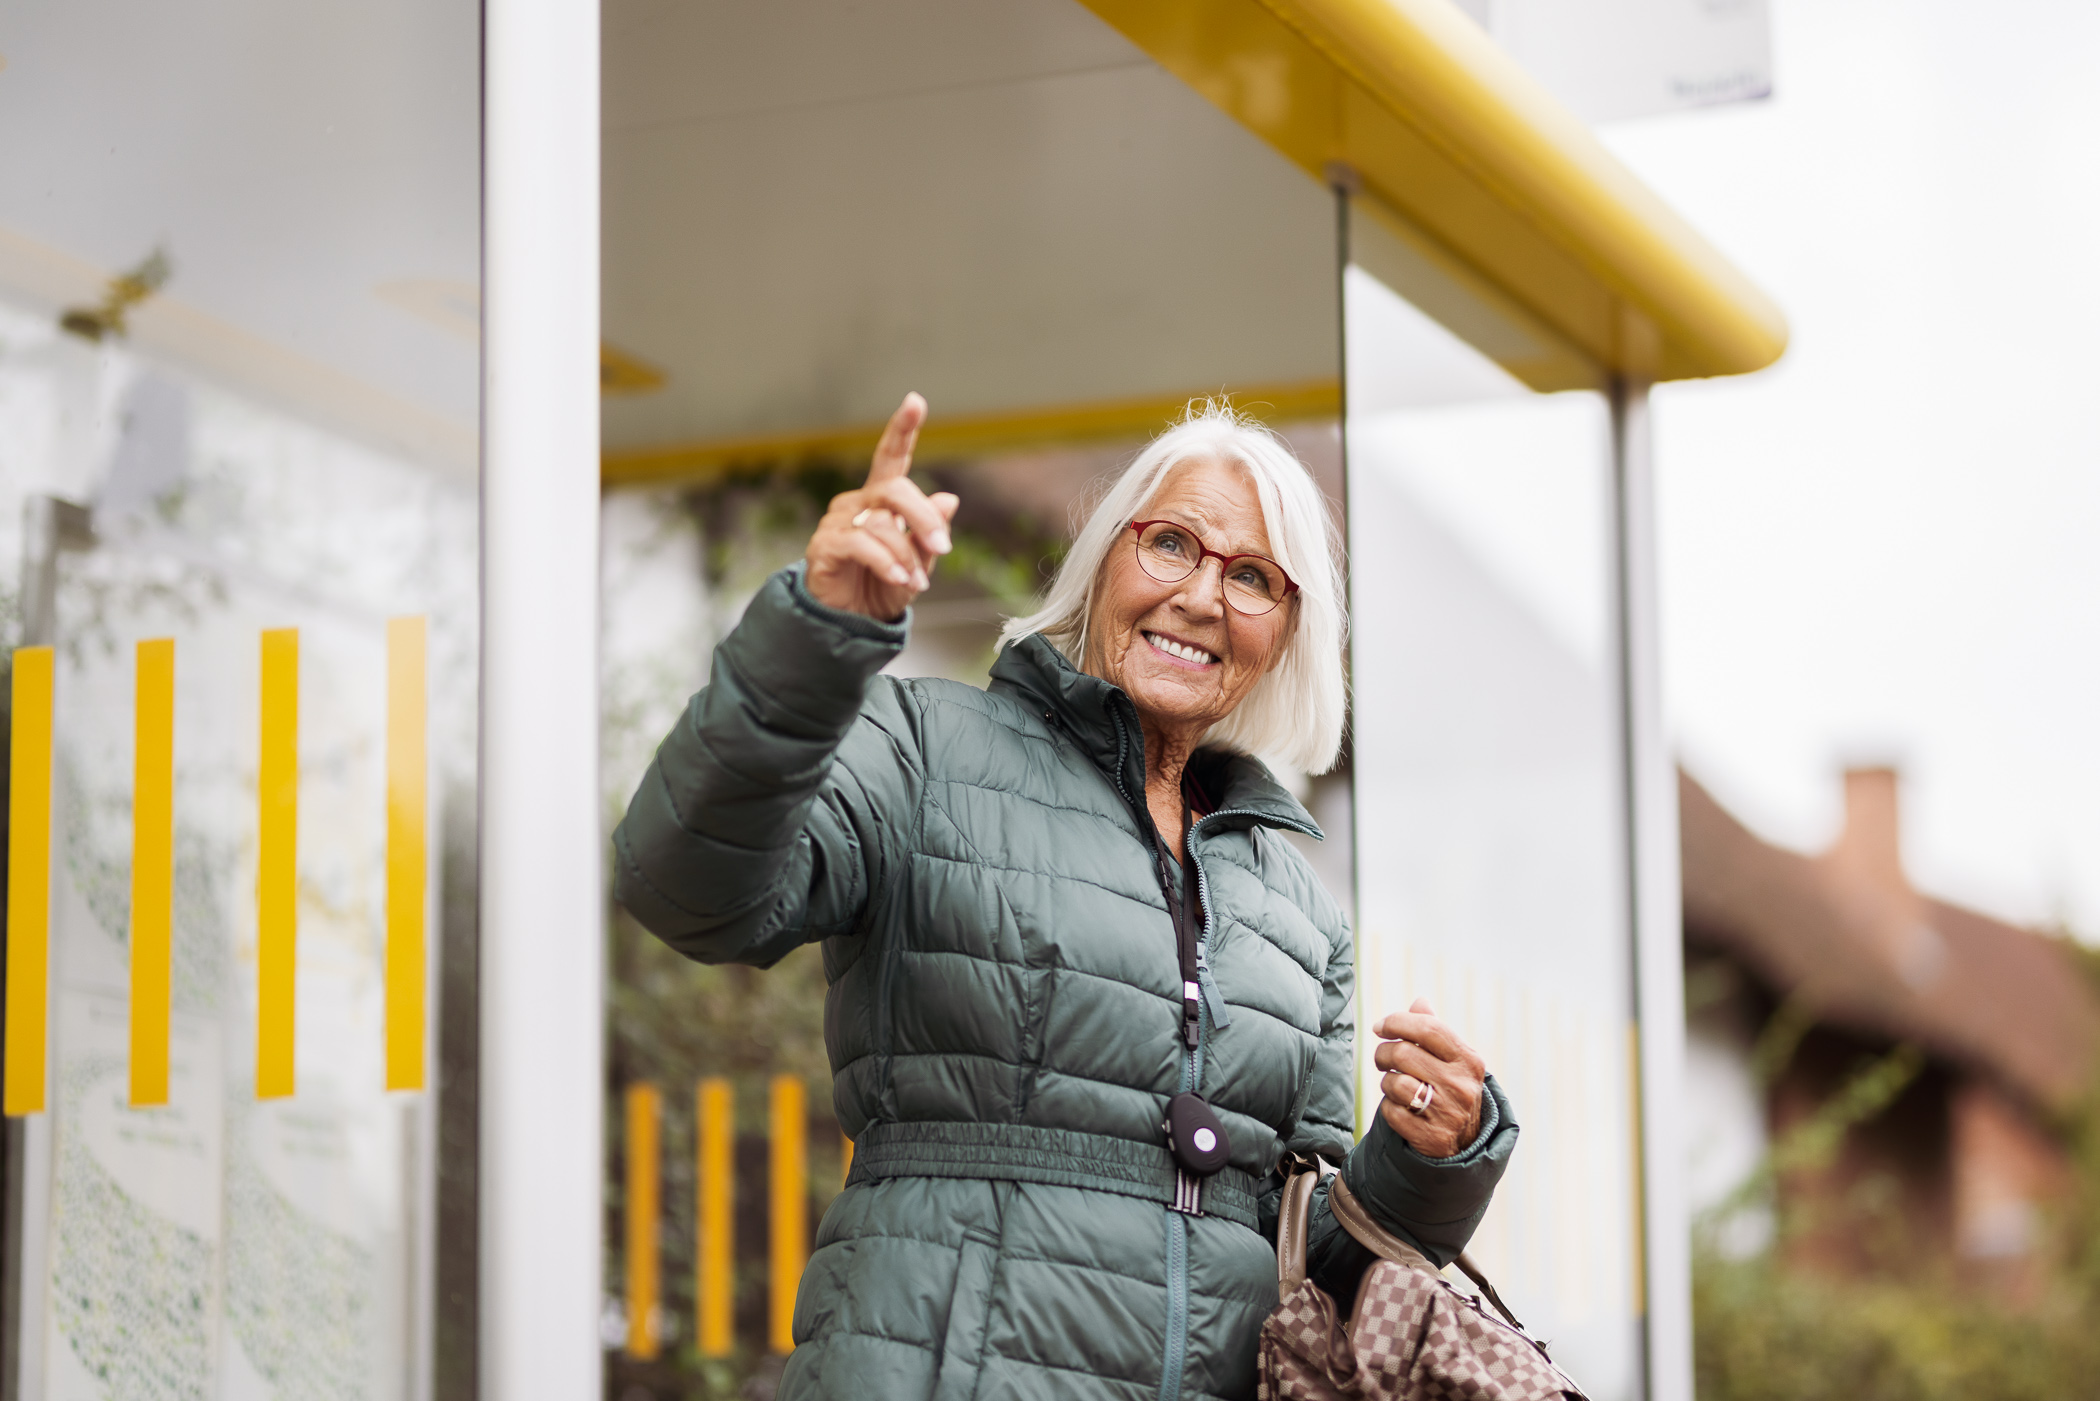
[804,393,959,621]
[1373,997,1487,1159]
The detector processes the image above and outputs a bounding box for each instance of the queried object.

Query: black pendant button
[1163,1091,1231,1176]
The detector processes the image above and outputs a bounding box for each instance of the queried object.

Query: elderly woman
[613,396,1516,1400]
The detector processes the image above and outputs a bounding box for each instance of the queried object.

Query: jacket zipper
[1102,702,1200,1083]
[1099,704,1198,1401]
[1100,700,1324,1401]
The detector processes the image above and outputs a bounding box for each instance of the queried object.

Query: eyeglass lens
[1133,522,1288,615]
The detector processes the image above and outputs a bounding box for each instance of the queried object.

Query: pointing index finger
[866,393,927,487]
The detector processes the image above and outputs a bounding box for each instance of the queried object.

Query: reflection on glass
[0,0,478,1392]
[1344,206,1638,1397]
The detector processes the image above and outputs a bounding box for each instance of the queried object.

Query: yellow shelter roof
[1086,0,1786,384]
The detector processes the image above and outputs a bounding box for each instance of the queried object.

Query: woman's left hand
[1373,998,1487,1159]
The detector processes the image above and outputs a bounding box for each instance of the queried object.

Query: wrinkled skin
[1080,456,1293,850]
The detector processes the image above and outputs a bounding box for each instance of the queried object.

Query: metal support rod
[1330,177,1368,1137]
[1608,378,1691,1401]
[478,0,602,1394]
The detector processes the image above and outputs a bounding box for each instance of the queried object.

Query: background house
[1679,765,2098,1288]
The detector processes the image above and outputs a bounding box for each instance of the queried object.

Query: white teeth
[1146,632,1215,664]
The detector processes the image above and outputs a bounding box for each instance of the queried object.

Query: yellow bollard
[841,1130,854,1192]
[769,1074,806,1354]
[697,1077,734,1358]
[626,1082,661,1359]
[5,647,54,1117]
[129,639,175,1107]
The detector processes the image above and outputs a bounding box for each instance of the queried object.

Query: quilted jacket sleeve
[611,565,920,968]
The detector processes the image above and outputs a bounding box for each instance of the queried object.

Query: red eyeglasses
[1127,520,1298,616]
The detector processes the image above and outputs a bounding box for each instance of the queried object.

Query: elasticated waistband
[844,1120,1262,1232]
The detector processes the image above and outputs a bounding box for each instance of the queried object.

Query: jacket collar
[989,634,1324,840]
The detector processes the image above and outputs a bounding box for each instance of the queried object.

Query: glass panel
[0,0,480,1394]
[1343,197,1640,1397]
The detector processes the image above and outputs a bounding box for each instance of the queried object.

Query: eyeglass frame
[1125,519,1299,614]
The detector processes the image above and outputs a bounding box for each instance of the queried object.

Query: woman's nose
[1173,559,1228,615]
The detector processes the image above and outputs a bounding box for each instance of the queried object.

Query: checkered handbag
[1257,1161,1589,1401]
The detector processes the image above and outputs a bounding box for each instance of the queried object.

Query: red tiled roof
[1679,770,2098,1112]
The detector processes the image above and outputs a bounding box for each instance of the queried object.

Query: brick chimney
[1831,766,1908,897]
[1823,765,1947,987]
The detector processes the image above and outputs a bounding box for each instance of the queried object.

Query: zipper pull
[1195,942,1231,1029]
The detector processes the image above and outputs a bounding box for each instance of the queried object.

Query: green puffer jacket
[614,567,1517,1401]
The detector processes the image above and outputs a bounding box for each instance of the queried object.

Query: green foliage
[1693,1254,2100,1401]
[683,458,1066,619]
[938,523,1062,617]
[1699,1038,1923,1256]
[1695,942,2100,1401]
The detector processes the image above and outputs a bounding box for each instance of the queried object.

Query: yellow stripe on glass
[626,1082,662,1359]
[769,1074,806,1354]
[5,647,55,1116]
[698,1077,734,1358]
[256,628,298,1099]
[130,639,175,1107]
[385,617,427,1090]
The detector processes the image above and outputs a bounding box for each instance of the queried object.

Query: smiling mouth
[1144,631,1218,666]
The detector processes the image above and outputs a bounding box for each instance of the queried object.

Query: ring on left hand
[1407,1081,1435,1116]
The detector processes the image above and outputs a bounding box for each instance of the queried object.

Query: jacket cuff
[1340,1075,1518,1266]
[704,566,907,737]
[787,561,913,643]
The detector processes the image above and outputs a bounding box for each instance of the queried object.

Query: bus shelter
[0,0,1782,1397]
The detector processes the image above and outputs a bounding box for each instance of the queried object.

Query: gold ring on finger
[1407,1081,1435,1116]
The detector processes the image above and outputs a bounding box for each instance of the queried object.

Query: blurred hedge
[1694,943,2100,1401]
[1694,1253,2100,1401]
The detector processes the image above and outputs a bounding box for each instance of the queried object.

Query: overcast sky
[1595,0,2100,933]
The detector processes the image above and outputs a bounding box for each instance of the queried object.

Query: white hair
[997,400,1348,775]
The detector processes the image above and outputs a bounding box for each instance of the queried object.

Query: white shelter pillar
[480,0,603,1395]
[1610,380,1692,1401]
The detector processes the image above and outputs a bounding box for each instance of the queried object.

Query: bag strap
[1275,1165,1320,1294]
[1452,1252,1530,1334]
[1326,1173,1437,1273]
[1329,1174,1536,1336]
[1280,1168,1528,1325]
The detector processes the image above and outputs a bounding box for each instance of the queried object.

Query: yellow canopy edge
[601,379,1340,486]
[1078,0,1789,382]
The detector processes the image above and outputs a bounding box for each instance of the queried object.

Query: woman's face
[1085,457,1296,744]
